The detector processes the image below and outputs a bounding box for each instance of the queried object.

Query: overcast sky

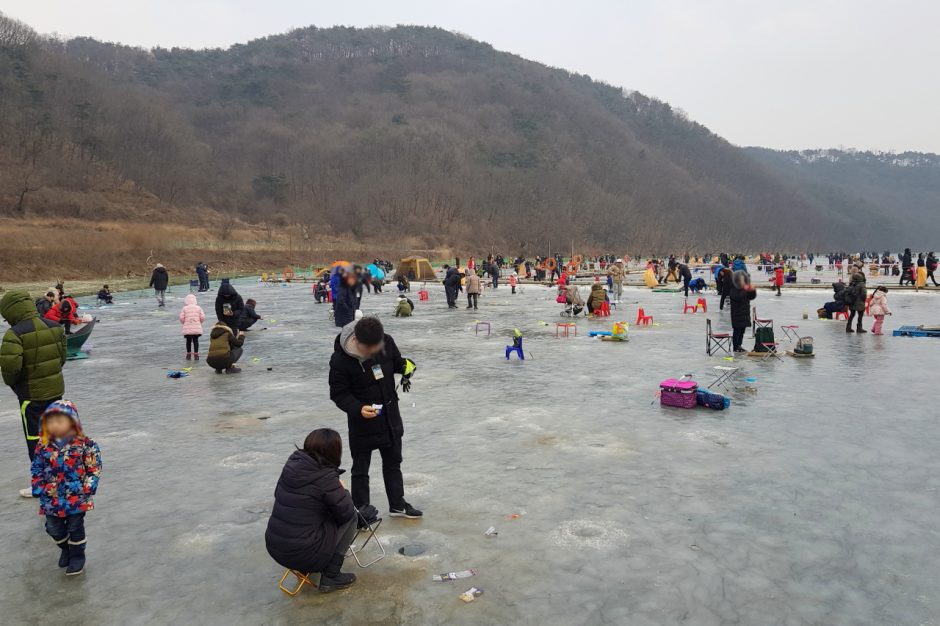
[3,0,938,152]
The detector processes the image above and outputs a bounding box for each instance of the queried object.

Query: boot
[54,536,69,568]
[845,325,854,333]
[856,326,867,334]
[225,366,242,374]
[186,352,192,360]
[66,539,85,576]
[318,554,356,593]
[193,353,200,360]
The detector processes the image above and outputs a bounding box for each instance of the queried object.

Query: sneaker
[390,502,423,519]
[19,487,33,498]
[846,328,854,333]
[856,328,867,334]
[733,347,746,353]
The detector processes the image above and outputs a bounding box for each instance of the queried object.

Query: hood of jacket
[184,294,198,306]
[39,399,84,445]
[217,282,238,300]
[279,449,338,491]
[850,272,866,286]
[0,290,38,325]
[732,259,746,272]
[732,270,750,289]
[338,321,371,361]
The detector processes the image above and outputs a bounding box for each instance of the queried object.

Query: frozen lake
[2,277,939,625]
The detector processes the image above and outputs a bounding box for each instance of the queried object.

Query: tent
[396,257,437,281]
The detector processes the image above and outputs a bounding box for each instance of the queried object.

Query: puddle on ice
[551,520,629,549]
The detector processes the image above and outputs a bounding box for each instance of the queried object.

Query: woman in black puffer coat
[728,270,757,352]
[265,428,359,592]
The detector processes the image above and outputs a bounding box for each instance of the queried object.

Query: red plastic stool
[418,290,429,301]
[696,297,707,313]
[834,310,848,321]
[636,308,653,325]
[595,301,611,317]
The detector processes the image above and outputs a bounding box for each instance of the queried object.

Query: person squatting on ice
[31,400,102,577]
[207,321,245,374]
[328,316,422,520]
[0,290,67,498]
[265,428,359,593]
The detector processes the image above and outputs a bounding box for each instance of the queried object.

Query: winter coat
[728,271,757,329]
[443,267,461,288]
[587,284,607,309]
[774,268,785,287]
[716,268,732,295]
[44,298,82,326]
[395,298,413,317]
[238,304,261,331]
[607,264,624,285]
[196,263,209,279]
[149,265,169,291]
[0,291,66,401]
[215,282,244,325]
[179,294,206,336]
[465,272,482,295]
[869,290,890,317]
[329,323,408,452]
[35,297,54,317]
[847,272,867,312]
[30,400,101,517]
[732,258,747,273]
[265,450,356,574]
[679,264,693,282]
[334,282,358,328]
[901,250,912,269]
[206,323,244,370]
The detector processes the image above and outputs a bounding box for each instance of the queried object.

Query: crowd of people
[0,246,929,586]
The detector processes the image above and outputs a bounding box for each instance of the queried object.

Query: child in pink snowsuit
[179,294,206,359]
[868,286,890,335]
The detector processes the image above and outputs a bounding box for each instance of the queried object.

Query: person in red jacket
[44,296,82,334]
[773,265,784,297]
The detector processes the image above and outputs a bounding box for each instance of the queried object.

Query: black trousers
[185,334,200,353]
[467,293,478,308]
[732,327,746,350]
[351,436,404,510]
[847,310,864,329]
[21,398,59,461]
[683,278,690,297]
[719,293,727,310]
[445,286,457,307]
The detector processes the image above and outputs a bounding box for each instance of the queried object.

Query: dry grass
[0,217,451,296]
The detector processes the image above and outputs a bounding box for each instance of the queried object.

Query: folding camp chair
[348,511,386,568]
[189,280,200,294]
[780,325,800,341]
[706,319,732,356]
[708,365,740,393]
[752,307,773,334]
[758,342,782,361]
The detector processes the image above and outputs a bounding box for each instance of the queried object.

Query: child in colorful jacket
[31,400,102,576]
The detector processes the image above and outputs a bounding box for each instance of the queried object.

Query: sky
[3,0,938,152]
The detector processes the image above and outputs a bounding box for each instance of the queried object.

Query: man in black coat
[328,317,422,519]
[442,265,460,309]
[149,263,169,307]
[215,280,244,329]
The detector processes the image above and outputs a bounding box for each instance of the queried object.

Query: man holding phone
[329,316,421,519]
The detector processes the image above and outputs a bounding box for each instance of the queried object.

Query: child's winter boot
[66,539,86,576]
[54,535,69,568]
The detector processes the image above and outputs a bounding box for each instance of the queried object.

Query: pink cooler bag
[660,378,698,408]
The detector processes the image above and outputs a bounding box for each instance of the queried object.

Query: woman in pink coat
[179,293,206,359]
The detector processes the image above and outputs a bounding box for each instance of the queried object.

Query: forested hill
[0,12,927,250]
[745,148,940,249]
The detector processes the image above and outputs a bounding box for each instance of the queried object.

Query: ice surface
[2,278,940,625]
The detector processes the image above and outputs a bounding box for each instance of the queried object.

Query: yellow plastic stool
[278,569,318,596]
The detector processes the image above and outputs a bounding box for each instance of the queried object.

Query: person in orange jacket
[44,296,82,334]
[773,265,784,297]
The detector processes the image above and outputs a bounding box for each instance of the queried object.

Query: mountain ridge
[0,13,933,250]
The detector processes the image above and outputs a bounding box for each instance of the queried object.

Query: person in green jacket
[0,290,67,497]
